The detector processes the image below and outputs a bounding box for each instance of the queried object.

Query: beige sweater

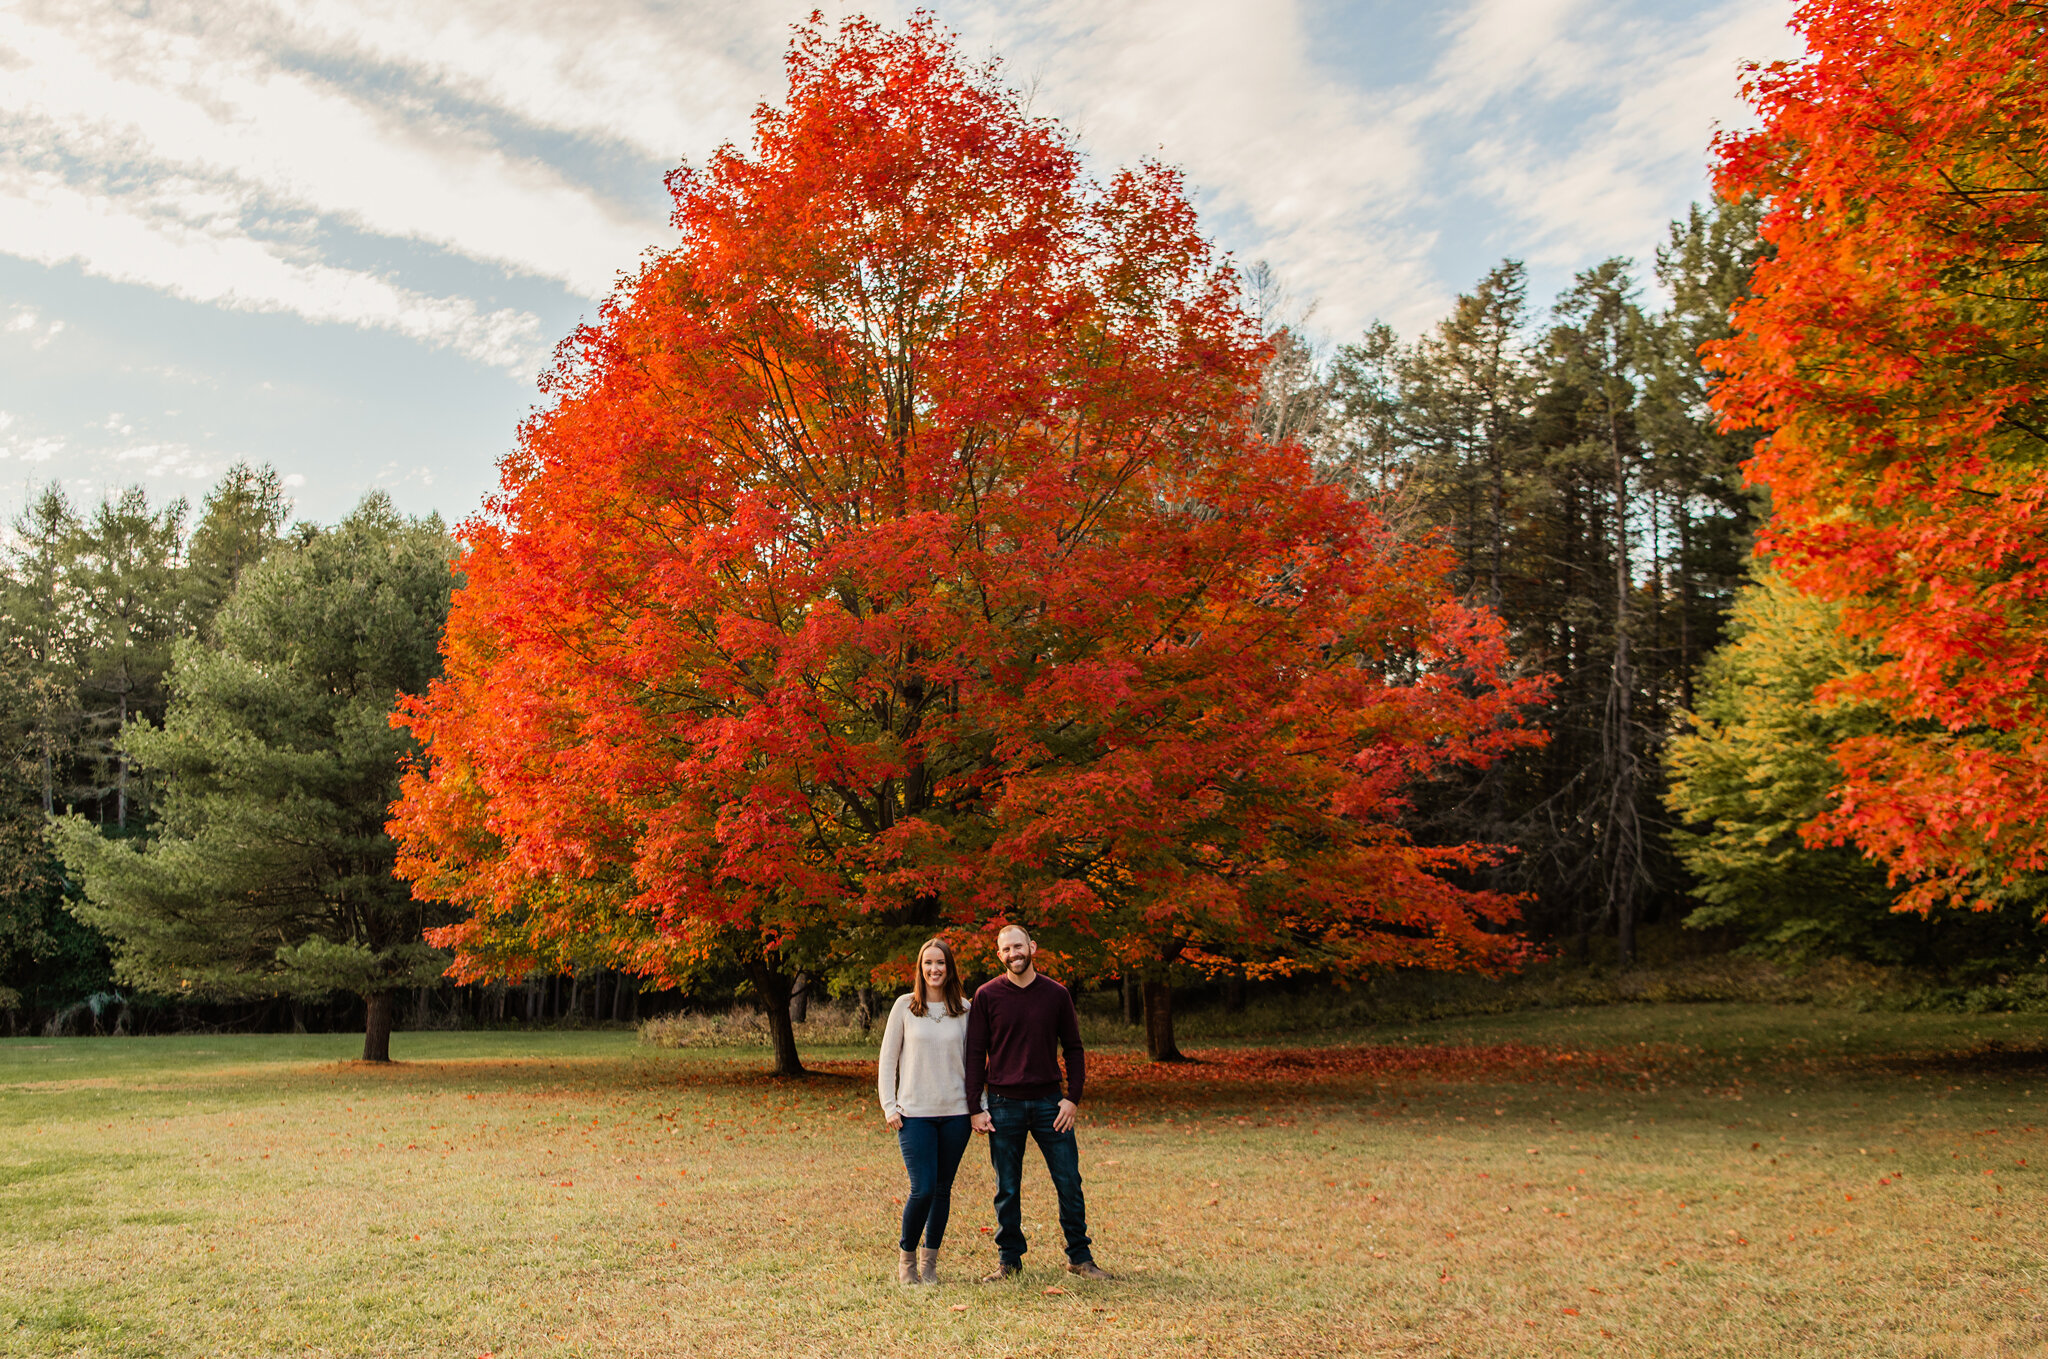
[877,992,971,1119]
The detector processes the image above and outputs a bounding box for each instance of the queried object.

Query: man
[965,922,1113,1282]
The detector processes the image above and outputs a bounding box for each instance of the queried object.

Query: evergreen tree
[0,486,82,816]
[1637,197,1770,712]
[1313,198,1770,961]
[182,462,289,634]
[0,648,99,1032]
[67,489,187,829]
[1544,259,1650,962]
[52,494,459,1060]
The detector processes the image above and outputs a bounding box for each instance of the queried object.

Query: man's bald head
[995,923,1038,980]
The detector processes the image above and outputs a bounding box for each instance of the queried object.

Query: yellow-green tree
[1664,568,1896,957]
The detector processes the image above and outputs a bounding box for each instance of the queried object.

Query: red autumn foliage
[388,16,1543,1070]
[1710,0,2048,911]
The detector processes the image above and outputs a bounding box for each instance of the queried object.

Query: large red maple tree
[390,16,1543,1072]
[1710,0,2048,914]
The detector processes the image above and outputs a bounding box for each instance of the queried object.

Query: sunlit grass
[1,1005,2044,1357]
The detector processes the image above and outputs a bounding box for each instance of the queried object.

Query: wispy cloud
[1441,0,1797,273]
[0,0,1802,527]
[958,0,1798,333]
[1,0,1798,349]
[0,169,547,368]
[0,0,674,365]
[951,0,1438,332]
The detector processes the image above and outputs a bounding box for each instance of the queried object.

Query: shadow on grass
[1860,1040,2048,1076]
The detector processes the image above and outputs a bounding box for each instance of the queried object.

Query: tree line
[9,2,2044,1061]
[1251,201,1766,966]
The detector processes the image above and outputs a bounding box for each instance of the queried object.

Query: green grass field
[2,1005,2044,1357]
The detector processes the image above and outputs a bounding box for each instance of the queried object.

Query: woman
[877,937,973,1285]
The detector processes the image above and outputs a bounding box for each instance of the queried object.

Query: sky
[0,0,1804,532]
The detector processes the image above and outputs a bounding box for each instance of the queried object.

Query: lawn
[1,1004,2043,1357]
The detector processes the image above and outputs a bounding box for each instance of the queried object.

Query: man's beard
[1007,956,1030,972]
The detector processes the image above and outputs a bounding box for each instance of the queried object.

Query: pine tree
[52,494,458,1061]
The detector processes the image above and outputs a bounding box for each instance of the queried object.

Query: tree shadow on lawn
[1856,1040,2048,1077]
[136,1031,2048,1117]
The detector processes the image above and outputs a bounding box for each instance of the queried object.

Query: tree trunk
[116,692,129,829]
[744,959,805,1077]
[1224,966,1246,1014]
[362,991,393,1062]
[854,985,877,1034]
[1607,407,1641,968]
[1142,979,1184,1062]
[1121,975,1142,1026]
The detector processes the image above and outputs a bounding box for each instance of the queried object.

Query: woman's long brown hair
[908,937,965,1018]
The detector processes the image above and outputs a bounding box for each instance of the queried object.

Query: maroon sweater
[964,973,1086,1108]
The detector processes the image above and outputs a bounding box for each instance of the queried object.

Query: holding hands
[969,1098,1074,1134]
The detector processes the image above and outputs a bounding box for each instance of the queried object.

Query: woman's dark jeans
[897,1113,973,1251]
[987,1093,1093,1267]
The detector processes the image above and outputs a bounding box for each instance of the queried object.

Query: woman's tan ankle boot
[898,1248,920,1285]
[917,1246,940,1284]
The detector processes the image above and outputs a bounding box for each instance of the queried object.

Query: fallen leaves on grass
[810,1043,1665,1091]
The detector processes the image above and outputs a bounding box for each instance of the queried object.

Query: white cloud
[957,0,1439,334]
[0,2,667,298]
[0,0,1810,531]
[111,442,216,480]
[1446,0,1799,271]
[262,0,779,161]
[0,432,65,464]
[953,0,1800,335]
[0,169,547,368]
[2,305,65,350]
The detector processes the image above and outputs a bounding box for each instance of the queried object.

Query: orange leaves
[1710,0,2048,912]
[813,1042,1658,1092]
[389,15,1543,998]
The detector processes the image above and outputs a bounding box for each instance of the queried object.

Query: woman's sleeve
[877,997,906,1119]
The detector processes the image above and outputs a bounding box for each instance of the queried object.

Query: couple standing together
[875,923,1114,1285]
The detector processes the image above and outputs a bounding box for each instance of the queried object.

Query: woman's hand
[885,1112,904,1131]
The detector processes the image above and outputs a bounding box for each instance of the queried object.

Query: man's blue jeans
[896,1114,973,1251]
[987,1094,1093,1267]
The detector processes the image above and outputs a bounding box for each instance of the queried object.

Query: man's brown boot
[979,1262,1021,1283]
[918,1246,940,1284]
[1065,1260,1115,1281]
[898,1249,920,1285]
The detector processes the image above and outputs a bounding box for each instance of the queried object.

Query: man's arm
[1058,985,1085,1105]
[1052,984,1084,1132]
[964,991,989,1117]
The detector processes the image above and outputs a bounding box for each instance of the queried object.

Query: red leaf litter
[816,1042,1663,1089]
